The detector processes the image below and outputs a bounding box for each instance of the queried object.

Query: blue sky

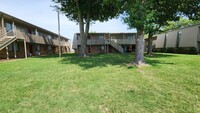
[0,0,136,41]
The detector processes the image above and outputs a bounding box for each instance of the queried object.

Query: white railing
[110,39,124,53]
[110,39,135,44]
[0,28,7,38]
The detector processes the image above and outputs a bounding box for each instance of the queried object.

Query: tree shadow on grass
[57,53,177,70]
[145,58,175,66]
[144,53,177,66]
[145,53,179,59]
[59,53,133,70]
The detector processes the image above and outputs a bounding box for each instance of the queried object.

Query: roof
[0,11,69,40]
[160,23,200,35]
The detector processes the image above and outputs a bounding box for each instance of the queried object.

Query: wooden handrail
[0,28,7,38]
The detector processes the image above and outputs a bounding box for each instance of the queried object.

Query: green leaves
[52,0,122,23]
[162,18,200,32]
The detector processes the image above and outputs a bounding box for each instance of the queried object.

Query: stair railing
[0,27,16,39]
[0,27,6,38]
[110,39,124,53]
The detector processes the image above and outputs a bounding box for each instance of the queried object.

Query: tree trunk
[134,28,145,65]
[147,33,153,55]
[76,0,86,57]
[84,9,91,55]
[79,17,87,57]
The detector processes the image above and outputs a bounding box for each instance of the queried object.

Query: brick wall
[40,45,48,55]
[0,41,25,59]
[0,48,7,59]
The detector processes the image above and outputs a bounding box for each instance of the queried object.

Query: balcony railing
[110,39,135,45]
[76,38,135,45]
[0,28,7,38]
[87,39,107,45]
[14,28,67,46]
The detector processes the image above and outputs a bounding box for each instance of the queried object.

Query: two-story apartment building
[0,11,71,59]
[73,33,136,54]
[152,24,200,54]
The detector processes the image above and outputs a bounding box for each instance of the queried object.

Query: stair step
[0,36,17,50]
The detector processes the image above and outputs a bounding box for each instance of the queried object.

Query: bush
[177,47,197,54]
[153,47,197,54]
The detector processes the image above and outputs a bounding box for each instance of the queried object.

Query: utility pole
[57,9,61,58]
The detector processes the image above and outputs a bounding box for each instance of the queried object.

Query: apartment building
[73,33,136,54]
[0,11,71,59]
[152,24,200,54]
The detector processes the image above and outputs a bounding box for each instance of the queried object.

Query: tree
[123,0,180,65]
[162,18,200,32]
[123,0,150,65]
[53,0,122,57]
[145,0,181,55]
[179,0,200,20]
[145,0,200,56]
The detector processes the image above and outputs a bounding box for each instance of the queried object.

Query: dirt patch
[0,58,25,63]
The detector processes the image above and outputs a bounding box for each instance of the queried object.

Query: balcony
[76,38,135,45]
[14,28,67,46]
[110,39,135,45]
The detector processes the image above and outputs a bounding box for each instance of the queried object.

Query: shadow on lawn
[145,53,178,58]
[57,53,176,70]
[59,53,133,69]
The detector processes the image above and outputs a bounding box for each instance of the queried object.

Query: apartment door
[87,46,91,53]
[109,45,112,53]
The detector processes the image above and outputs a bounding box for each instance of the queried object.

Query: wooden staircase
[0,36,17,50]
[110,39,124,53]
[0,27,17,51]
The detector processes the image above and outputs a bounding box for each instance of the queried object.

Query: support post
[57,10,61,58]
[6,46,9,59]
[12,21,15,36]
[24,39,27,59]
[1,16,5,36]
[1,16,4,28]
[12,21,15,29]
[35,28,38,36]
[104,34,106,53]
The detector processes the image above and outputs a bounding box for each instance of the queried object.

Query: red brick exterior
[0,41,25,59]
[0,40,69,59]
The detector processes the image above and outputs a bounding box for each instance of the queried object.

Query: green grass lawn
[0,53,200,113]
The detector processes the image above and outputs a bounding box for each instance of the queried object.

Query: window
[35,45,40,51]
[48,46,52,51]
[47,35,52,39]
[99,46,104,50]
[111,35,115,39]
[99,35,104,40]
[6,22,12,32]
[128,36,133,40]
[31,30,35,35]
